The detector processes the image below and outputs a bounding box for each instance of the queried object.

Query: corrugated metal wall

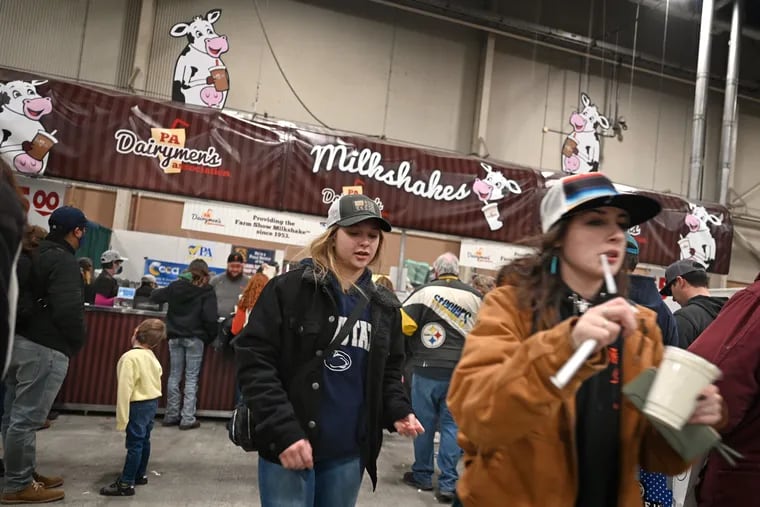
[0,0,90,79]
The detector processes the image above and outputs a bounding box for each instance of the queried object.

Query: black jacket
[234,264,412,488]
[674,295,728,347]
[1,184,25,376]
[17,238,86,358]
[150,278,217,342]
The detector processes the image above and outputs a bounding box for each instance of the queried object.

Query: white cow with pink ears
[170,9,230,109]
[0,80,56,175]
[561,93,610,174]
[679,204,722,268]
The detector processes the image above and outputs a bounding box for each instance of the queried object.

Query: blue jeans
[166,338,204,425]
[120,399,158,485]
[410,372,462,494]
[258,455,363,507]
[2,336,69,492]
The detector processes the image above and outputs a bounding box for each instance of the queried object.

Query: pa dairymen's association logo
[191,208,223,227]
[0,79,58,176]
[421,323,446,349]
[113,118,230,177]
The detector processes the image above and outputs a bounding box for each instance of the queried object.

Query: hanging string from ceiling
[627,3,641,114]
[651,0,672,184]
[251,0,332,129]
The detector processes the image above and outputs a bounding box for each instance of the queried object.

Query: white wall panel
[0,0,89,79]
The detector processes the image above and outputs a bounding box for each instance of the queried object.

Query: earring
[550,255,558,275]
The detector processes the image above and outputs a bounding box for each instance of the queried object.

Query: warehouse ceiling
[368,0,760,101]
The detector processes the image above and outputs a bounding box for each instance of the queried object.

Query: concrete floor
[27,413,451,506]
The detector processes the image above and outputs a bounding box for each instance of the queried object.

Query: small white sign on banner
[16,176,67,230]
[459,238,534,271]
[181,201,324,247]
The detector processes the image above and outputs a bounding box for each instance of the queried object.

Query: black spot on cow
[172,81,186,102]
[179,46,190,57]
[0,91,8,111]
[189,67,198,80]
[186,33,195,45]
[1,129,10,144]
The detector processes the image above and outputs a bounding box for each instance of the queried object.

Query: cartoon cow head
[170,10,229,58]
[568,93,610,133]
[0,80,52,120]
[685,204,723,232]
[472,163,523,203]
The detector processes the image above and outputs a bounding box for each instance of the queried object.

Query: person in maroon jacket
[689,274,760,507]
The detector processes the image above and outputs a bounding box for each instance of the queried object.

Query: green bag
[622,368,742,465]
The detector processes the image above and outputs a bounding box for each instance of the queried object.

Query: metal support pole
[718,0,743,206]
[688,0,714,201]
[471,33,496,156]
[396,230,407,292]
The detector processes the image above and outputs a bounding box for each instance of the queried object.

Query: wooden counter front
[56,307,236,417]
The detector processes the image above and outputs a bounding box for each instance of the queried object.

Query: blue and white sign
[145,259,225,287]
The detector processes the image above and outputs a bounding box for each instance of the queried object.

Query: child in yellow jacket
[100,319,166,496]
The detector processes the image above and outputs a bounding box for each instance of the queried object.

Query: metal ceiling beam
[631,0,760,39]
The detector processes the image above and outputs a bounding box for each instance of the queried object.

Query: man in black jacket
[660,259,728,347]
[2,206,88,504]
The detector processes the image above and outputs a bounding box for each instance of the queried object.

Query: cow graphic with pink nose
[679,203,722,268]
[471,162,522,231]
[170,9,230,109]
[0,80,57,175]
[561,93,610,174]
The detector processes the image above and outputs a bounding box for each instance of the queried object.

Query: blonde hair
[308,225,385,289]
[135,319,166,348]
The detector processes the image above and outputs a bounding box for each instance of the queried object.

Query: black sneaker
[135,476,148,486]
[402,472,433,491]
[161,418,179,427]
[436,490,455,504]
[99,481,135,496]
[179,421,200,430]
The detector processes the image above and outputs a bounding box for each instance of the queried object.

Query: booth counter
[56,306,236,418]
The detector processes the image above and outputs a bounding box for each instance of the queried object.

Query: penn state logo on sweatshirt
[324,317,371,372]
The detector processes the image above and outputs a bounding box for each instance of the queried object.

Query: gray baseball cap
[100,250,128,264]
[660,259,706,296]
[326,194,391,231]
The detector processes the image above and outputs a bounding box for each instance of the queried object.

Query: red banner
[0,68,733,273]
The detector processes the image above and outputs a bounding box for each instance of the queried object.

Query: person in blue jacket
[623,234,682,348]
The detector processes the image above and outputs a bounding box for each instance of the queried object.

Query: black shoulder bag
[228,292,370,452]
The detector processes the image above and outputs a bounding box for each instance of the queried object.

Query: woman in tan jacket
[448,173,724,507]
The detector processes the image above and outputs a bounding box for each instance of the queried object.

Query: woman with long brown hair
[447,173,725,507]
[235,194,422,507]
[149,259,217,430]
[230,264,277,336]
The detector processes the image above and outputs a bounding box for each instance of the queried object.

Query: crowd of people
[1,160,758,507]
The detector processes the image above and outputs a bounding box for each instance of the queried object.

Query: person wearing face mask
[447,173,726,507]
[3,206,89,504]
[93,250,127,307]
[235,194,422,507]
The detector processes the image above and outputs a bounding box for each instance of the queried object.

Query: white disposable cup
[643,346,721,430]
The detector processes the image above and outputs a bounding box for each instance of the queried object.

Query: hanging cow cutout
[679,203,722,268]
[0,80,57,176]
[170,9,230,109]
[561,93,610,174]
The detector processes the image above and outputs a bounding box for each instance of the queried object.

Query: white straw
[600,253,617,295]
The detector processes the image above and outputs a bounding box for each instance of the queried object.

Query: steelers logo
[421,323,446,348]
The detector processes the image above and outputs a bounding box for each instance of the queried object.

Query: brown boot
[32,472,63,489]
[0,481,64,504]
